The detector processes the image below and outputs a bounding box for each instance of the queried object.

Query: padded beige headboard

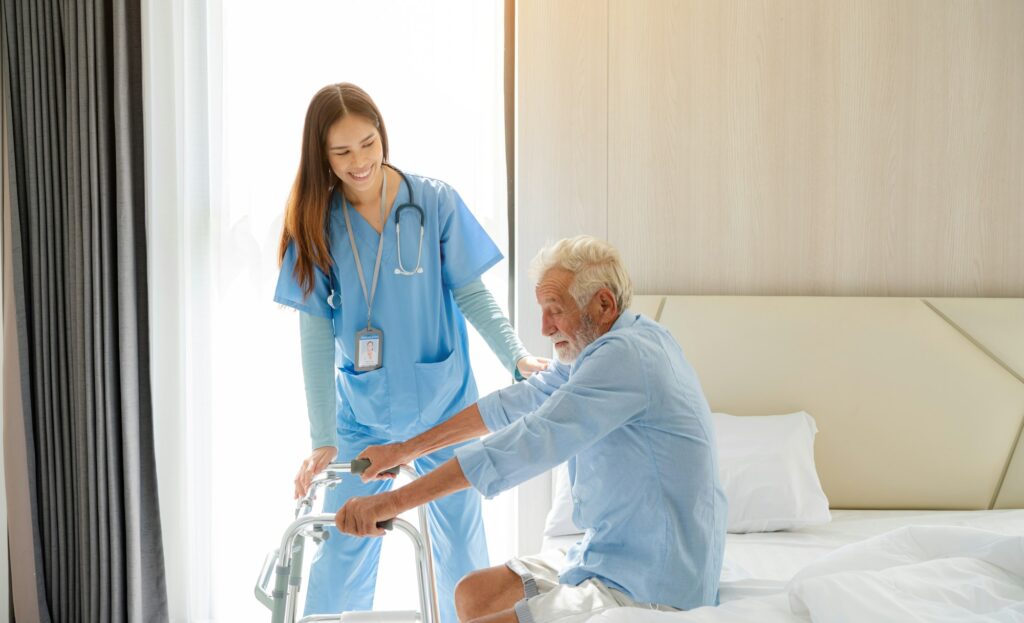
[633,295,1024,510]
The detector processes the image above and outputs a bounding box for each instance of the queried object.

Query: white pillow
[542,410,830,537]
[714,411,831,533]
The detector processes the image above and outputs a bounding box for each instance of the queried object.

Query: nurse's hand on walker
[356,443,413,482]
[516,355,551,378]
[294,445,338,499]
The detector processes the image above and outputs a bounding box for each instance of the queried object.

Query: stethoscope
[326,164,424,310]
[389,165,425,276]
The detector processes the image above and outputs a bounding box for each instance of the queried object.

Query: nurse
[275,83,547,620]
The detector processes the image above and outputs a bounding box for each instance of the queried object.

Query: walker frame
[255,463,440,623]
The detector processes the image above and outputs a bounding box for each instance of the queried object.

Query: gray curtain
[1,0,168,621]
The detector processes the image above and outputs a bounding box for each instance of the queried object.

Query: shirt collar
[610,309,638,332]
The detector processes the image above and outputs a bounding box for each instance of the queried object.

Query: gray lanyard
[342,171,388,330]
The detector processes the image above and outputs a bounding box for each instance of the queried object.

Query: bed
[540,296,1024,622]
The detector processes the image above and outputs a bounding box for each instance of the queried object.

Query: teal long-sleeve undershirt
[299,278,531,450]
[299,312,338,451]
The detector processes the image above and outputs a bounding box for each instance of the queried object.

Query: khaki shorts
[505,550,678,623]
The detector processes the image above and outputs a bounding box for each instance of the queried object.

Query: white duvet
[587,526,1024,623]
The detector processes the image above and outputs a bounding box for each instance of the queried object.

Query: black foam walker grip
[350,458,402,477]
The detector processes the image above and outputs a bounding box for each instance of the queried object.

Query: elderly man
[338,235,727,623]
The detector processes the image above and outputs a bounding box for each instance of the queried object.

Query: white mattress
[541,508,1024,617]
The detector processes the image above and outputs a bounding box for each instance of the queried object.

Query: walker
[255,461,440,623]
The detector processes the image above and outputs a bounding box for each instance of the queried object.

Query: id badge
[355,327,383,371]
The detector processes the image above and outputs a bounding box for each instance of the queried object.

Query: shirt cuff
[512,349,532,381]
[477,391,511,432]
[454,442,507,499]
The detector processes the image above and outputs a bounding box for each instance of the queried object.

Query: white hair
[529,235,634,311]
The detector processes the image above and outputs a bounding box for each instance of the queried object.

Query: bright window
[206,1,513,619]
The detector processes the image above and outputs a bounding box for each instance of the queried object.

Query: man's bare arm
[358,403,489,479]
[391,458,471,513]
[405,404,488,456]
[335,458,472,536]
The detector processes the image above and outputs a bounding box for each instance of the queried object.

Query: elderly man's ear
[591,287,620,328]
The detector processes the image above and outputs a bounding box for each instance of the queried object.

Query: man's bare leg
[455,565,526,622]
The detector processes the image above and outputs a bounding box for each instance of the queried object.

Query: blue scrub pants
[303,431,489,622]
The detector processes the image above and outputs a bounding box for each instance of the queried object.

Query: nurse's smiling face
[536,268,604,363]
[325,114,384,195]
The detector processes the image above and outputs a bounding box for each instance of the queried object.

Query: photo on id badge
[356,329,383,371]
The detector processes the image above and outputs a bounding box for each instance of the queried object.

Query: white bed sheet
[539,508,1024,621]
[718,509,1024,602]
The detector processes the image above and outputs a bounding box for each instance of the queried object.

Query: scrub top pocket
[414,349,462,427]
[337,365,391,433]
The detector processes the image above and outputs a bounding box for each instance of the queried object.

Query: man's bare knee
[455,566,523,622]
[455,569,489,621]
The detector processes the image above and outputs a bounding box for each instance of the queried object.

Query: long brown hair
[278,83,390,297]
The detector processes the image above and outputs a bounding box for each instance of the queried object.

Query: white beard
[553,312,602,363]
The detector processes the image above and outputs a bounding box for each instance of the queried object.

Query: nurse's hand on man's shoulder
[357,443,412,482]
[516,355,551,379]
[294,445,338,499]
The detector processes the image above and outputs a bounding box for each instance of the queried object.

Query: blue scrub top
[274,172,503,439]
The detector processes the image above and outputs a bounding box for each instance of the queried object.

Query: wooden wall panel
[517,0,608,353]
[520,0,1024,297]
[515,0,608,556]
[831,1,1024,296]
[608,0,841,294]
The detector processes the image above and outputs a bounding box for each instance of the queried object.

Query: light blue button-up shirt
[454,311,727,610]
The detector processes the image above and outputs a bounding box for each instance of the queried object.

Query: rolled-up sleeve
[476,360,571,431]
[454,441,508,498]
[455,338,647,498]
